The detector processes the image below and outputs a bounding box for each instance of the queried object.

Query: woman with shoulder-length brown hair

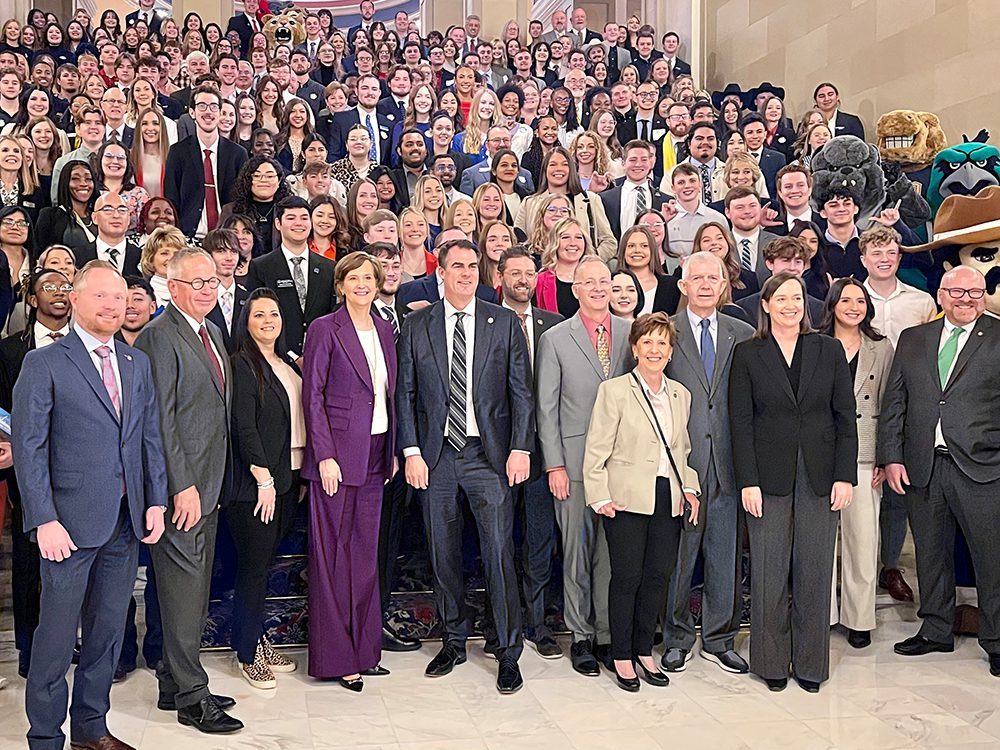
[692,221,757,301]
[583,312,701,691]
[728,272,858,694]
[616,225,680,315]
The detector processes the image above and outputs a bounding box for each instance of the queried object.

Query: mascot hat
[907,185,1000,252]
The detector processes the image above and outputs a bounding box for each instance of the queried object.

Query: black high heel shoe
[338,675,364,692]
[635,658,669,687]
[614,665,640,692]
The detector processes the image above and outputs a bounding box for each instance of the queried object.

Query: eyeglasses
[636,91,658,99]
[194,102,220,112]
[96,206,130,216]
[252,172,278,181]
[573,278,612,289]
[174,276,221,290]
[668,114,690,121]
[102,152,128,161]
[487,137,511,145]
[40,282,73,293]
[433,165,456,173]
[545,206,571,216]
[941,288,986,299]
[1,218,28,228]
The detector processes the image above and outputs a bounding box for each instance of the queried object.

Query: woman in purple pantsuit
[302,251,397,691]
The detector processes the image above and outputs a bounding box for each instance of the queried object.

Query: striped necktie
[446,312,468,451]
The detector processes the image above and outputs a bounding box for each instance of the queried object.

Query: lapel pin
[978,331,984,336]
[313,267,319,274]
[487,317,494,324]
[124,354,132,361]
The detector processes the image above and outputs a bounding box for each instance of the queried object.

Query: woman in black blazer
[227,287,304,690]
[615,225,680,315]
[728,272,858,694]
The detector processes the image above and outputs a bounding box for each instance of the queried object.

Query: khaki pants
[830,464,881,631]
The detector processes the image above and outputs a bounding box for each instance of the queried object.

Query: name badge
[276,279,295,288]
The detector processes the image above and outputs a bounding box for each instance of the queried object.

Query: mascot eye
[948,162,962,172]
[975,160,988,167]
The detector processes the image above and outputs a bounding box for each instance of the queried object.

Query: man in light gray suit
[539,9,569,45]
[663,252,754,674]
[136,248,242,734]
[535,257,633,676]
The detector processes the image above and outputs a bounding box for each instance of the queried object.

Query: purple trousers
[308,434,386,678]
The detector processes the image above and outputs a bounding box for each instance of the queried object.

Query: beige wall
[702,0,1000,142]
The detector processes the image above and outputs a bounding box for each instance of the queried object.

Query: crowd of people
[1,3,999,749]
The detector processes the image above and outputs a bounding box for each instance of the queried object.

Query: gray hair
[573,255,610,280]
[682,250,726,280]
[166,247,214,281]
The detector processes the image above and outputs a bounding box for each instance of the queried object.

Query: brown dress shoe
[70,735,136,750]
[880,568,914,602]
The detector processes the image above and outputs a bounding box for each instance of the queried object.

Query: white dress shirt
[732,227,763,270]
[96,238,128,273]
[106,124,127,142]
[686,308,718,355]
[217,279,237,330]
[75,323,122,400]
[34,322,70,348]
[357,323,389,434]
[936,317,973,447]
[863,278,936,348]
[502,302,534,365]
[621,180,649,232]
[443,297,479,441]
[281,244,310,298]
[174,304,224,371]
[786,206,814,230]
[195,135,219,240]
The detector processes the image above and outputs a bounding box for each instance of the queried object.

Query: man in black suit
[205,229,250,354]
[725,186,780,288]
[390,129,428,205]
[396,238,533,694]
[75,193,142,277]
[617,80,666,146]
[347,0,377,54]
[741,114,786,197]
[879,265,1000,676]
[126,0,163,35]
[377,65,412,127]
[601,140,667,237]
[0,268,72,680]
[497,246,564,658]
[245,198,336,358]
[814,82,865,140]
[164,85,248,239]
[170,53,210,111]
[225,0,261,59]
[631,30,663,82]
[327,75,392,164]
[661,31,692,75]
[569,8,602,46]
[100,87,133,146]
[737,235,823,325]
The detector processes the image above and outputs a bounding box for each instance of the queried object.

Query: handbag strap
[631,371,686,490]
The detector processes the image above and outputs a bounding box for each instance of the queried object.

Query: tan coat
[854,334,894,464]
[583,373,701,516]
[514,191,618,262]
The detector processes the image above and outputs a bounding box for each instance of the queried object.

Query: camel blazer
[853,334,894,464]
[583,371,701,516]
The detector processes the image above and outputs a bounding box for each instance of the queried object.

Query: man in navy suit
[602,139,668,237]
[396,238,534,694]
[814,82,866,140]
[13,261,168,750]
[225,0,261,58]
[741,114,786,197]
[126,0,163,35]
[458,126,535,195]
[326,75,392,164]
[346,0,376,54]
[661,31,692,75]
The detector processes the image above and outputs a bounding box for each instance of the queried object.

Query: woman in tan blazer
[820,278,894,649]
[583,313,701,692]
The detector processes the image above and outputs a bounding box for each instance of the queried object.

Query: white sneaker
[0,673,7,690]
[240,643,277,689]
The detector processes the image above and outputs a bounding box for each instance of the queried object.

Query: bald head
[938,264,986,327]
[93,191,129,241]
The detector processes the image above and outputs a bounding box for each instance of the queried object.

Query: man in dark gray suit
[535,257,634,676]
[879,266,1000,676]
[663,252,754,674]
[14,262,168,750]
[725,186,779,289]
[136,248,242,734]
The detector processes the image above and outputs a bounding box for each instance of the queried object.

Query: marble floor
[2,598,1000,750]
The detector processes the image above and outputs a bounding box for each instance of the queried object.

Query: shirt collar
[686,307,717,331]
[97,237,127,253]
[579,309,611,337]
[197,135,218,154]
[633,366,668,396]
[74,322,116,351]
[443,296,476,318]
[502,301,532,319]
[35,321,70,343]
[943,316,973,335]
[281,244,308,263]
[825,225,859,246]
[171,303,206,334]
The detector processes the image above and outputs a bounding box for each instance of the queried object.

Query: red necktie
[204,148,219,231]
[199,324,225,389]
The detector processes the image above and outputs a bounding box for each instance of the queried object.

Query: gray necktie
[740,239,753,270]
[447,312,468,451]
[290,256,306,310]
[635,184,647,219]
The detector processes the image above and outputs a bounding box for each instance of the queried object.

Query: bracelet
[257,478,275,490]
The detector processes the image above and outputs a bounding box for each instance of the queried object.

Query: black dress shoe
[496,656,523,694]
[635,659,669,687]
[158,693,236,712]
[570,639,599,676]
[112,664,129,684]
[989,653,1000,677]
[361,665,390,676]
[425,644,467,677]
[529,635,563,659]
[847,629,872,649]
[483,638,500,658]
[177,697,243,733]
[338,676,364,692]
[794,675,820,693]
[382,625,421,652]
[765,678,787,692]
[593,642,614,672]
[18,651,30,679]
[614,667,640,692]
[894,634,954,656]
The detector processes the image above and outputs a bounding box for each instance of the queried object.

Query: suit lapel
[797,334,821,404]
[569,316,605,379]
[946,316,988,391]
[117,346,134,428]
[713,317,739,395]
[676,315,709,394]
[334,309,374,391]
[761,338,796,404]
[925,318,946,393]
[427,303,449,389]
[473,305,496,396]
[63,333,120,423]
[166,305,226,401]
[855,337,877,397]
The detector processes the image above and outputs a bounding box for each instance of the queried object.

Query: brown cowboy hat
[906,185,1000,252]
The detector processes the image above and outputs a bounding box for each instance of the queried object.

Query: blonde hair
[529,193,573,252]
[443,197,477,233]
[723,152,762,187]
[409,174,446,225]
[461,88,501,155]
[541,216,594,270]
[141,225,187,277]
[0,134,38,193]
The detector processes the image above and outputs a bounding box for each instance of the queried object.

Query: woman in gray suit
[583,313,701,692]
[820,278,894,649]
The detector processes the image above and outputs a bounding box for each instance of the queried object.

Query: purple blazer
[301,305,398,487]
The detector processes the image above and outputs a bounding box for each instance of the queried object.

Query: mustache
[984,266,1000,295]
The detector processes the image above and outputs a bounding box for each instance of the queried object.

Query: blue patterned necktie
[365,113,377,163]
[700,317,716,383]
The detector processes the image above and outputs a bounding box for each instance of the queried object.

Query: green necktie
[938,326,965,387]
